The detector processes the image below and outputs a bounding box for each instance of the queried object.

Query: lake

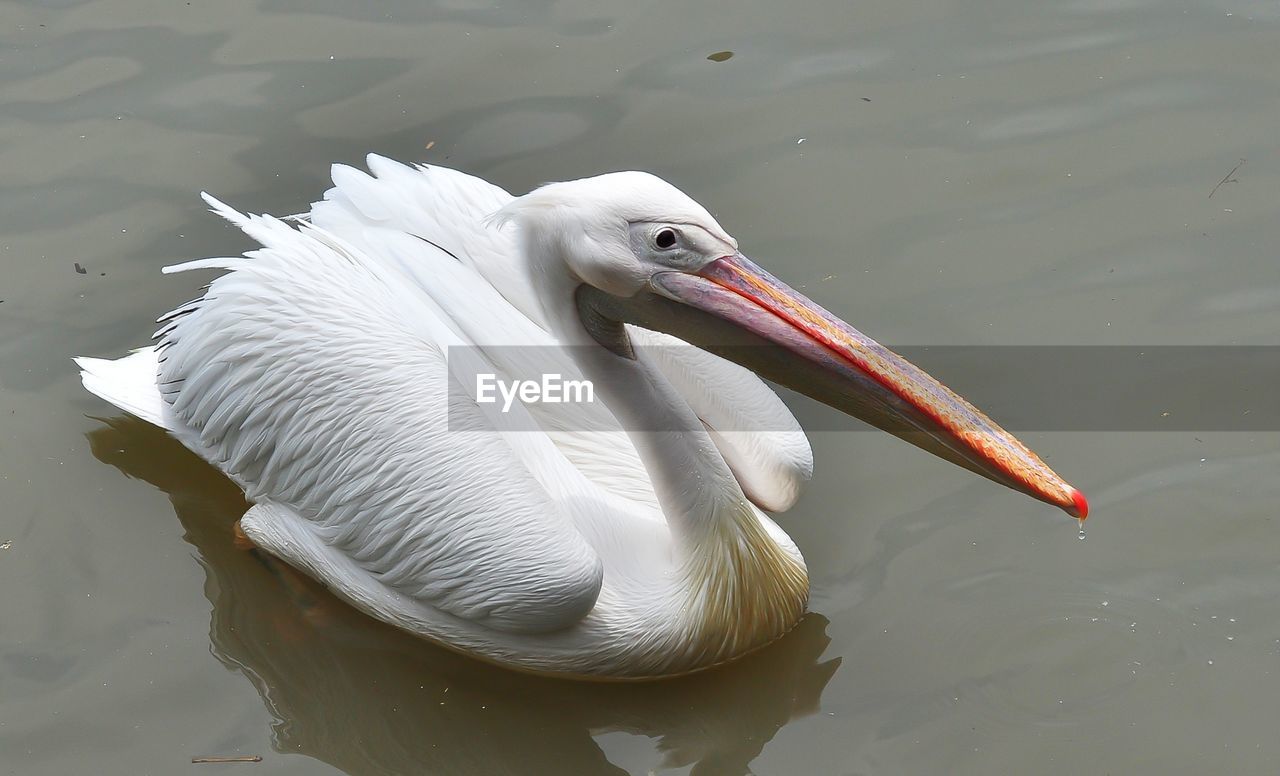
[2,0,1279,773]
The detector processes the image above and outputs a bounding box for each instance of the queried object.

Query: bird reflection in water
[87,416,841,775]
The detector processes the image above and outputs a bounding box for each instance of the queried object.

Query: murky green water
[3,1,1279,773]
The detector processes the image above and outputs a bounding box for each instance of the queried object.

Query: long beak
[577,254,1087,519]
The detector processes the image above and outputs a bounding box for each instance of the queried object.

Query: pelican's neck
[520,230,808,659]
[525,244,749,547]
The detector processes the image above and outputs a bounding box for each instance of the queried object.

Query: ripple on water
[932,575,1191,729]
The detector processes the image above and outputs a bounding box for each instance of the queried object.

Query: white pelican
[76,156,1086,680]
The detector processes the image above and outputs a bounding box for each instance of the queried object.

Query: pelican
[76,156,1086,680]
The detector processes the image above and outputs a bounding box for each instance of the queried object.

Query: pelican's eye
[654,228,677,250]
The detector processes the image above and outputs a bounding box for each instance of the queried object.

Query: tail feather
[75,347,170,429]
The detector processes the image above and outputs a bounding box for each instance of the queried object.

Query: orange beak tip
[1069,488,1090,521]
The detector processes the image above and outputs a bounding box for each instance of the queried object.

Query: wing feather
[157,203,603,634]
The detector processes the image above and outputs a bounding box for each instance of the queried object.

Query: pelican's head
[496,172,1088,519]
[492,172,744,297]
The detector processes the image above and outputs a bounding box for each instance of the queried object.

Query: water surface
[3,0,1279,773]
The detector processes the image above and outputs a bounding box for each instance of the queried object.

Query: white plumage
[79,157,813,678]
[78,155,1085,679]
